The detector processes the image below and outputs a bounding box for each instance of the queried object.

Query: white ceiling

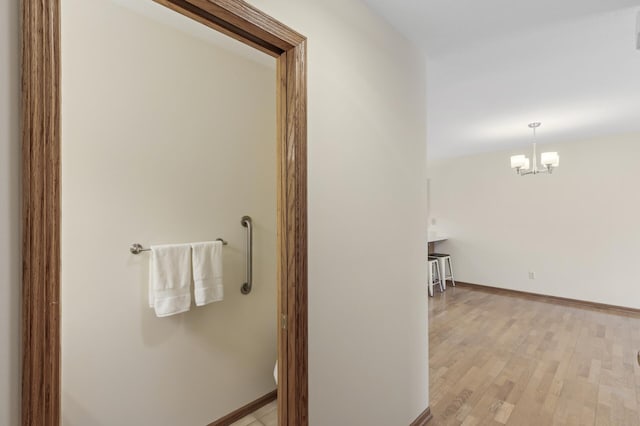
[363,0,640,161]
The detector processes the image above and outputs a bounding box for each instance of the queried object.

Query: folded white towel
[149,244,192,317]
[191,241,224,306]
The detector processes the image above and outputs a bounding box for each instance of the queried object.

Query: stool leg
[436,262,444,292]
[428,262,434,297]
[447,257,455,287]
[438,258,447,290]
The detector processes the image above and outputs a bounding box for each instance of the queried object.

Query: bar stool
[430,253,455,287]
[428,256,445,297]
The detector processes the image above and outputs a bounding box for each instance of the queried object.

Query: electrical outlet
[528,271,535,280]
[431,218,437,225]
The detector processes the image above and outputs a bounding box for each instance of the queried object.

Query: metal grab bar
[130,238,227,254]
[240,215,253,295]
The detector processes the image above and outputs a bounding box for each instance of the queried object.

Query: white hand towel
[191,241,224,306]
[149,244,192,317]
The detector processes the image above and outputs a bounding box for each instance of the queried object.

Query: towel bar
[129,238,228,255]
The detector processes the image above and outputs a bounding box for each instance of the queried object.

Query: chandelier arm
[518,166,554,176]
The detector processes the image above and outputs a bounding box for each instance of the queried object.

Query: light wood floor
[429,286,640,426]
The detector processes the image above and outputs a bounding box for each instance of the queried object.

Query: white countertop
[427,234,447,243]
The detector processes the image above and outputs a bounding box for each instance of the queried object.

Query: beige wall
[429,133,640,309]
[246,1,429,424]
[0,0,21,424]
[61,0,276,424]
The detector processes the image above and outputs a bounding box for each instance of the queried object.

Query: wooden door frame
[21,0,308,425]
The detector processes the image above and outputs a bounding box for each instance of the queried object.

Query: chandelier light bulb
[541,151,559,168]
[510,155,526,169]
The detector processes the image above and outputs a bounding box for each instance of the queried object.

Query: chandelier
[510,122,559,175]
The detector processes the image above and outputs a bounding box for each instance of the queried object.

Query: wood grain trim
[22,0,62,425]
[410,407,433,426]
[276,40,308,426]
[276,46,289,426]
[153,0,304,57]
[454,281,640,317]
[188,0,304,48]
[284,41,308,426]
[207,390,277,426]
[22,1,308,425]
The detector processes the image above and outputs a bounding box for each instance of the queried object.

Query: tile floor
[230,399,277,426]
